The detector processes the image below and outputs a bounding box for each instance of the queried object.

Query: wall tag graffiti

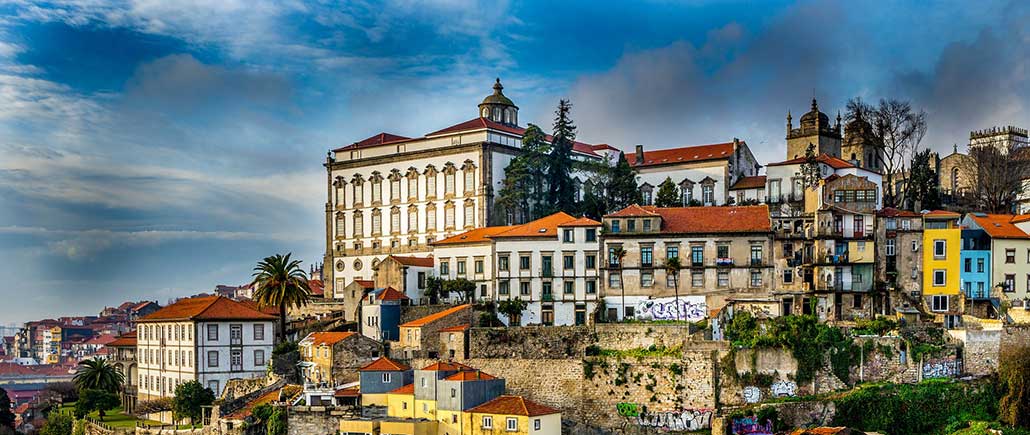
[634,408,713,431]
[923,357,961,379]
[636,296,708,321]
[732,416,774,435]
[742,385,762,403]
[616,402,640,417]
[770,380,797,397]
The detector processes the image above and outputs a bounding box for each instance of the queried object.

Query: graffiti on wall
[923,357,961,379]
[636,296,708,322]
[742,386,762,403]
[618,404,712,431]
[770,380,797,397]
[732,416,774,435]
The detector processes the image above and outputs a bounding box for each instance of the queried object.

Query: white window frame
[931,295,948,312]
[382,373,391,383]
[933,269,946,287]
[482,416,493,429]
[933,239,946,259]
[507,417,518,432]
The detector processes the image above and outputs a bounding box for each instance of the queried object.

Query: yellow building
[922,210,963,325]
[387,384,416,419]
[463,395,562,435]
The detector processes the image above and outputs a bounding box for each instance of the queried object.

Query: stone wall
[1000,324,1030,358]
[400,305,455,324]
[220,377,267,401]
[951,328,1001,375]
[285,406,360,435]
[467,324,703,360]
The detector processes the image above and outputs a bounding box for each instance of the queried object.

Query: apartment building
[922,211,963,328]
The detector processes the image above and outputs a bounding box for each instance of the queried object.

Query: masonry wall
[285,406,360,435]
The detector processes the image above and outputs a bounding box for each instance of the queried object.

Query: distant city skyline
[3,0,1030,323]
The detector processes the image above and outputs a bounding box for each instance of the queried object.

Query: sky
[1,0,1030,324]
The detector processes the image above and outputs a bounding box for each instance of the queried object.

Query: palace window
[445,170,456,195]
[390,207,401,234]
[353,212,363,237]
[444,202,455,229]
[371,176,382,203]
[426,204,437,231]
[408,207,418,233]
[464,200,475,227]
[464,167,475,194]
[390,176,401,201]
[353,180,364,205]
[371,210,382,235]
[335,212,345,237]
[408,174,419,200]
[426,168,438,199]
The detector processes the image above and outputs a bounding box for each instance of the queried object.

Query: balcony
[541,268,553,278]
[817,252,850,265]
[750,258,763,267]
[542,293,554,302]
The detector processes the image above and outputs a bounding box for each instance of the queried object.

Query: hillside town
[3,79,1030,435]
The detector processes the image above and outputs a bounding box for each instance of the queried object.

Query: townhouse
[921,211,964,328]
[391,304,472,360]
[961,213,1030,308]
[875,208,923,307]
[431,226,516,301]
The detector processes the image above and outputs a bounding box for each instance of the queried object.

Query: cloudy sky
[1,0,1029,323]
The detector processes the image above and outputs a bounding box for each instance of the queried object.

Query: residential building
[438,324,469,361]
[341,279,375,323]
[729,175,768,204]
[360,287,410,342]
[357,357,413,407]
[107,332,138,413]
[492,213,603,326]
[373,255,436,303]
[601,205,773,321]
[412,362,478,421]
[960,226,995,318]
[392,304,472,360]
[431,226,516,301]
[961,213,1030,307]
[136,295,276,400]
[463,395,562,435]
[875,208,924,314]
[629,139,761,207]
[298,331,381,387]
[922,211,964,327]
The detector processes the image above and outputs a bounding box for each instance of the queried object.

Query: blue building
[960,229,991,300]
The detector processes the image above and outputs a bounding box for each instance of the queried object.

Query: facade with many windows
[136,296,275,402]
[630,140,761,207]
[961,213,1030,307]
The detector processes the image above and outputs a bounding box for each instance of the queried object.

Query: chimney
[635,145,644,165]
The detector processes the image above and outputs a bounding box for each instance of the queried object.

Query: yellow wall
[923,228,961,295]
[461,413,560,435]
[380,420,436,435]
[414,399,436,420]
[437,410,463,435]
[387,393,415,419]
[301,343,335,384]
[361,393,389,407]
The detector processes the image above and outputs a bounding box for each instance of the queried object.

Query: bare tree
[845,97,927,208]
[961,140,1029,213]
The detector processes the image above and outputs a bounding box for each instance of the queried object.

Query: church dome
[799,98,829,128]
[480,78,516,107]
[478,78,519,125]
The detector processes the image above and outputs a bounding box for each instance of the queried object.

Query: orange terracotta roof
[420,361,475,371]
[877,207,922,218]
[489,212,579,239]
[432,226,517,245]
[767,153,855,170]
[730,175,767,190]
[466,395,560,416]
[335,386,360,398]
[968,214,1030,239]
[591,143,620,152]
[376,287,410,301]
[388,383,414,395]
[426,118,600,157]
[359,357,410,372]
[334,132,412,152]
[388,255,435,268]
[225,388,282,420]
[400,304,471,328]
[355,279,375,288]
[628,142,736,168]
[438,324,470,333]
[557,216,602,227]
[304,332,357,347]
[605,204,660,218]
[139,296,276,322]
[444,370,496,381]
[308,279,324,296]
[1012,214,1030,224]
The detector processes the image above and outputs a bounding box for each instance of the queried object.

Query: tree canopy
[252,253,311,342]
[73,358,123,394]
[655,177,680,207]
[75,389,120,420]
[172,381,216,424]
[0,388,14,430]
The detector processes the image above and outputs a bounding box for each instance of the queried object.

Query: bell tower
[786,98,842,160]
[478,78,519,126]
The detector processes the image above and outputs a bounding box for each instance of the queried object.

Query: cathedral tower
[786,98,842,160]
[841,111,883,171]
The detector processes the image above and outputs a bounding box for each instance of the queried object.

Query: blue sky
[1,0,1029,323]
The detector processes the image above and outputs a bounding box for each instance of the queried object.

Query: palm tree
[664,256,683,321]
[610,246,627,321]
[252,253,311,343]
[73,358,124,393]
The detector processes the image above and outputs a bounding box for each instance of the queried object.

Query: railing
[817,252,850,264]
[541,268,553,278]
[715,258,733,267]
[542,294,554,302]
[750,258,763,266]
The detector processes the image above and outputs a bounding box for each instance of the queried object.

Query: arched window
[951,167,959,193]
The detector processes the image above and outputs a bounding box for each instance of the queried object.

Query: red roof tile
[466,395,560,416]
[308,279,324,296]
[420,361,475,371]
[730,175,767,190]
[355,280,375,288]
[591,144,620,152]
[425,118,600,157]
[767,153,855,170]
[359,357,410,372]
[334,132,412,152]
[388,255,435,267]
[432,226,518,245]
[376,287,410,301]
[877,207,922,218]
[335,386,360,397]
[557,216,602,227]
[400,304,471,328]
[107,331,136,347]
[489,212,580,239]
[629,142,736,168]
[444,370,496,381]
[388,384,414,395]
[303,332,358,347]
[438,324,470,333]
[139,296,276,322]
[607,205,771,234]
[604,204,660,218]
[968,214,1030,239]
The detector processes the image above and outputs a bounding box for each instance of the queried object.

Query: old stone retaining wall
[285,406,360,435]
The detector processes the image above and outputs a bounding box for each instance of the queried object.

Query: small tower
[478,78,519,126]
[786,98,842,160]
[842,110,883,171]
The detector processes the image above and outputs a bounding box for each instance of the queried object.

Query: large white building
[136,295,276,400]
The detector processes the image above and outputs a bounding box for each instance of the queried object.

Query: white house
[136,295,276,401]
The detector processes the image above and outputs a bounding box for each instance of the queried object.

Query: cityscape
[2,2,1030,435]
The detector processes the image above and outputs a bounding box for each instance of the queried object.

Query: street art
[923,357,961,379]
[636,296,708,322]
[742,386,762,403]
[627,407,713,431]
[732,416,774,435]
[770,380,797,397]
[616,402,641,417]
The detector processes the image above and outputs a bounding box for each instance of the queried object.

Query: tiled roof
[237,299,281,317]
[308,279,324,296]
[444,370,496,381]
[303,332,357,347]
[83,335,116,346]
[629,142,737,168]
[138,296,276,322]
[334,132,412,152]
[604,204,660,218]
[557,216,602,227]
[355,279,375,288]
[359,357,410,372]
[438,324,470,333]
[387,384,414,395]
[767,153,855,170]
[131,301,156,312]
[923,210,961,218]
[388,255,435,267]
[400,304,471,328]
[489,212,579,239]
[335,386,360,398]
[608,205,771,234]
[968,214,1030,239]
[107,331,136,347]
[877,207,922,218]
[375,287,410,301]
[425,118,601,157]
[730,175,767,190]
[591,144,620,152]
[432,226,517,245]
[420,361,475,371]
[466,395,560,416]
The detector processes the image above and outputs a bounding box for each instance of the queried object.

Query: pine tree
[906,149,941,211]
[654,177,680,207]
[495,124,549,223]
[800,143,822,189]
[607,152,642,211]
[0,388,13,431]
[545,99,577,215]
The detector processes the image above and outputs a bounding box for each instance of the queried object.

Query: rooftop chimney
[635,145,644,165]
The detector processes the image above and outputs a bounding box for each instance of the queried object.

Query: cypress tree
[654,177,680,207]
[607,152,641,211]
[545,99,577,215]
